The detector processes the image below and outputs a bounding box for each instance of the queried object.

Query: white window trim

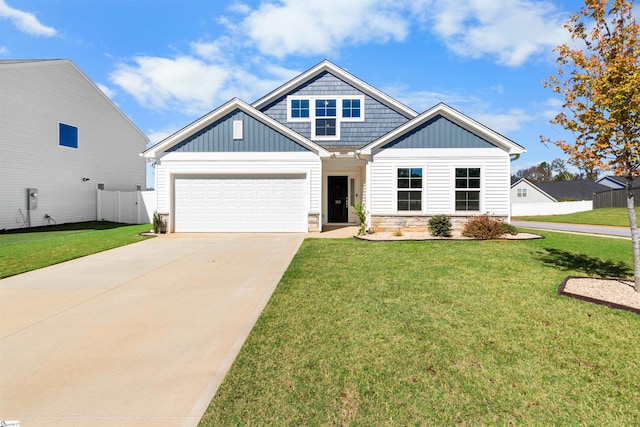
[452,166,483,213]
[286,95,365,141]
[395,166,424,213]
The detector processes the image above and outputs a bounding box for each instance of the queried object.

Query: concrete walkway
[0,233,304,426]
[512,221,631,238]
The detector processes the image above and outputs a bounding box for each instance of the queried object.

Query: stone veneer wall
[370,214,508,233]
[307,213,320,232]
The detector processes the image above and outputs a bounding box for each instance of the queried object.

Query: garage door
[174,175,307,232]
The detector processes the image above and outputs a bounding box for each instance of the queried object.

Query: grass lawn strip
[202,232,639,425]
[514,207,638,227]
[0,222,153,278]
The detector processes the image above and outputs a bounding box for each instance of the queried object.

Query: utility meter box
[27,188,38,210]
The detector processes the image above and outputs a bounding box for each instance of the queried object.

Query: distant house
[596,175,640,189]
[510,179,610,216]
[510,178,556,203]
[0,59,149,230]
[143,60,526,233]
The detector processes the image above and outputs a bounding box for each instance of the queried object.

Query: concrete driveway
[0,233,304,426]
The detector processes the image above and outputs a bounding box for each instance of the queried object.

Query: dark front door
[328,176,348,223]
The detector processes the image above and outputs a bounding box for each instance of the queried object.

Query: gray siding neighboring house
[0,59,148,231]
[144,60,526,233]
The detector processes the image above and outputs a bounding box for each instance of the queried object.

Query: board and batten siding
[368,148,511,216]
[0,60,147,230]
[259,71,409,147]
[167,109,310,153]
[154,152,322,218]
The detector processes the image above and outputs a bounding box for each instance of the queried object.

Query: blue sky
[2,0,595,187]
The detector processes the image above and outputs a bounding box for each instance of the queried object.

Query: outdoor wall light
[82,177,90,182]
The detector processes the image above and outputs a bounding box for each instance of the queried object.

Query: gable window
[397,168,422,211]
[316,99,336,117]
[287,95,365,140]
[455,168,480,211]
[291,99,309,118]
[316,118,336,136]
[517,188,527,197]
[342,99,361,118]
[59,123,78,149]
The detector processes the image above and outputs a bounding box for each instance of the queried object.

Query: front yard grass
[202,232,639,425]
[0,221,153,278]
[515,207,638,227]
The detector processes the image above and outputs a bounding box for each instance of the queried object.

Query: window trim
[454,167,482,212]
[396,166,424,212]
[286,95,365,140]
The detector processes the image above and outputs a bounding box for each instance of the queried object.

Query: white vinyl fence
[97,190,156,224]
[511,200,592,217]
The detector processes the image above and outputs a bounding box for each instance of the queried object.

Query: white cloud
[96,83,116,100]
[0,0,56,37]
[416,0,570,66]
[240,0,409,58]
[110,56,231,114]
[473,108,534,134]
[0,46,8,56]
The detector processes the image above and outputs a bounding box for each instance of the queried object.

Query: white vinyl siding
[368,148,510,216]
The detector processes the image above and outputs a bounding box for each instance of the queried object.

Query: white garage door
[174,175,307,232]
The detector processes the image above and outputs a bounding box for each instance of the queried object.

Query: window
[291,99,309,118]
[397,168,422,211]
[287,95,364,140]
[316,99,336,117]
[517,188,527,198]
[316,118,336,136]
[455,168,480,211]
[59,123,78,149]
[342,99,361,118]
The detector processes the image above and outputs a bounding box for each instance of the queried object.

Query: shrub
[502,223,518,235]
[428,215,452,237]
[354,203,368,236]
[462,215,510,240]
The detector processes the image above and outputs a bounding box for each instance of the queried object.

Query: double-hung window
[315,99,337,137]
[517,188,527,197]
[397,168,422,211]
[455,168,480,211]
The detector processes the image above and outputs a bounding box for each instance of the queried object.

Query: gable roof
[0,59,149,143]
[510,178,557,202]
[143,98,330,158]
[252,60,418,119]
[596,175,640,189]
[536,180,610,201]
[360,103,526,156]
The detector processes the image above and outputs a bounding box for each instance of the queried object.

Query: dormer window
[287,95,364,140]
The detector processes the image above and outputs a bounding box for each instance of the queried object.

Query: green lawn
[515,207,638,227]
[0,221,153,278]
[201,232,639,425]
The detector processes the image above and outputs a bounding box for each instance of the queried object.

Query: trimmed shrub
[502,223,518,235]
[428,215,452,237]
[462,215,510,240]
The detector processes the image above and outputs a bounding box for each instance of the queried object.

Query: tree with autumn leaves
[543,0,640,291]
